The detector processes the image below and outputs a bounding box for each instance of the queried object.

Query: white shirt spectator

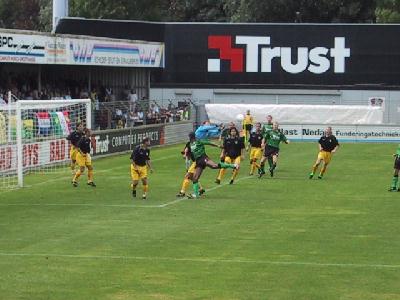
[128,90,137,111]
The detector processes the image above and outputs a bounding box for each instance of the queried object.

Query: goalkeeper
[195,121,224,140]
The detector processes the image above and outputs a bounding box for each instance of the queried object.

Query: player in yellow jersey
[130,137,153,200]
[242,110,253,147]
[72,128,96,187]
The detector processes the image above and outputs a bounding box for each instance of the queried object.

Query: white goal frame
[13,99,91,188]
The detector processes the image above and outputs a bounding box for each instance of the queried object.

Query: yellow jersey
[243,114,253,125]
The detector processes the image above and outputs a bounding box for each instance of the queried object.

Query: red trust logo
[208,35,244,72]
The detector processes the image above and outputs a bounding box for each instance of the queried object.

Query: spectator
[128,89,137,111]
[0,94,6,105]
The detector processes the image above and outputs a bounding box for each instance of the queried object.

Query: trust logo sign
[207,35,351,74]
[208,35,244,72]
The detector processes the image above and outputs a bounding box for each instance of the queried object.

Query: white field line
[0,176,254,209]
[1,154,178,192]
[159,175,253,208]
[0,252,399,269]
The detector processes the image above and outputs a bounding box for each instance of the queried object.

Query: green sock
[219,162,235,169]
[391,176,398,189]
[193,182,200,197]
[268,157,273,169]
[260,163,265,171]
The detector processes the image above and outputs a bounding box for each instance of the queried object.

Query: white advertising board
[0,31,165,68]
[205,104,384,125]
[279,124,400,143]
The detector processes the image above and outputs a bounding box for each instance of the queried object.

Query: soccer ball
[236,114,244,122]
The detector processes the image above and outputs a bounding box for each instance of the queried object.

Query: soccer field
[1,142,400,300]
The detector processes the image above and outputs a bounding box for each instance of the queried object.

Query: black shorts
[264,145,279,158]
[244,124,253,132]
[195,155,209,169]
[394,156,400,169]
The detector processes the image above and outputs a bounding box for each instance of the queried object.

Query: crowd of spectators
[0,72,192,130]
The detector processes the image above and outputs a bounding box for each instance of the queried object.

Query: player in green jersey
[258,122,290,178]
[388,145,400,191]
[261,115,273,136]
[188,132,238,199]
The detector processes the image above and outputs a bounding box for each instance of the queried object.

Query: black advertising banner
[161,23,400,87]
[90,125,164,157]
[56,19,400,87]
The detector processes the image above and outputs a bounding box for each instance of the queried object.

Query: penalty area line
[0,252,399,269]
[2,155,177,192]
[0,176,254,209]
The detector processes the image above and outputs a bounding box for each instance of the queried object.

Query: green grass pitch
[1,142,400,300]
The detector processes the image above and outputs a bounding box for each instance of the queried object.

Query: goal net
[0,99,91,190]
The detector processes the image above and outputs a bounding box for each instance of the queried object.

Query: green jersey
[190,140,213,160]
[261,123,273,136]
[263,129,287,149]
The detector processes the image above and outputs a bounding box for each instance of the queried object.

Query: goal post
[1,99,91,189]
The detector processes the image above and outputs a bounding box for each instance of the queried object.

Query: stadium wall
[150,88,400,125]
[90,121,193,158]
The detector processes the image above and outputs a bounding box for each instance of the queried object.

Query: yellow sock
[320,165,327,176]
[73,170,82,182]
[217,168,226,180]
[181,178,190,193]
[88,169,94,182]
[254,162,260,169]
[231,169,239,181]
[143,185,148,193]
[250,162,256,174]
[312,165,318,174]
[71,162,76,171]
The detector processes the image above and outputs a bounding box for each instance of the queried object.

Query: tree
[226,0,376,23]
[168,0,229,22]
[0,0,41,30]
[376,0,400,22]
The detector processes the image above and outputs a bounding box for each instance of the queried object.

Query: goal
[0,99,91,189]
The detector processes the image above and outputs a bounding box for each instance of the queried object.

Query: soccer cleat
[176,192,185,197]
[388,187,398,192]
[187,193,198,199]
[87,182,96,187]
[199,188,206,195]
[72,181,78,187]
[142,195,147,200]
[215,179,221,184]
[318,175,323,179]
[229,179,234,185]
[249,173,253,176]
[258,168,265,178]
[234,164,240,170]
[132,190,137,197]
[309,173,314,179]
[269,169,274,177]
